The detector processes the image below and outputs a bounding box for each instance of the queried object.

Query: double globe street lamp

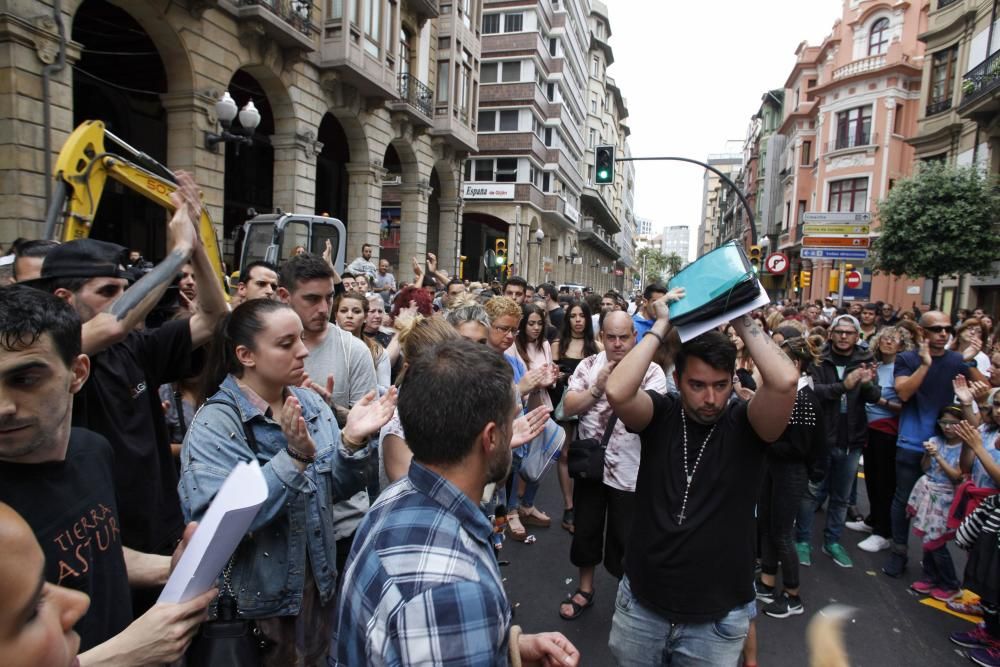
[205,91,262,154]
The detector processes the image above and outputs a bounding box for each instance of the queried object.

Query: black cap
[39,239,128,280]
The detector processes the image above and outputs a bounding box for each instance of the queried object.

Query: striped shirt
[332,461,510,666]
[956,493,1000,550]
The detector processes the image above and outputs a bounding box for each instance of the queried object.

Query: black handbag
[185,400,272,666]
[567,415,618,481]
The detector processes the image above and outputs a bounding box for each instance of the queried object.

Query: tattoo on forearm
[110,248,190,321]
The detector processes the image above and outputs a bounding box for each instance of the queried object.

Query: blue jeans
[608,576,751,667]
[505,453,540,510]
[795,447,862,545]
[890,448,925,551]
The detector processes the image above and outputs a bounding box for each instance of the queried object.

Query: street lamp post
[205,91,262,154]
[570,244,578,286]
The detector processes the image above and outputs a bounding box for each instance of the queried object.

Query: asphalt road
[500,466,977,666]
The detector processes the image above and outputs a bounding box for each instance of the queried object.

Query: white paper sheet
[672,284,771,343]
[158,460,268,604]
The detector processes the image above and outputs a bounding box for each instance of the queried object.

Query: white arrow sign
[801,211,872,223]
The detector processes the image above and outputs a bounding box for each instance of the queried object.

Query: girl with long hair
[950,318,991,375]
[551,301,603,534]
[180,299,395,666]
[335,291,390,395]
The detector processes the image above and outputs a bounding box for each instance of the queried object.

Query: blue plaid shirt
[331,461,511,666]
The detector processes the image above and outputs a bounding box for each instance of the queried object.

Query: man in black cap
[32,171,227,612]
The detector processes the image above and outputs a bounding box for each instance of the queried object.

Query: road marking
[918,594,980,624]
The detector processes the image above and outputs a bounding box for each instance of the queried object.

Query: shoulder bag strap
[600,414,619,449]
[172,386,188,438]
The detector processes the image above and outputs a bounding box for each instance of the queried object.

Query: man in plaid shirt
[332,339,579,666]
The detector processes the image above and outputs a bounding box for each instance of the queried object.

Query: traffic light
[748,245,762,272]
[800,270,811,288]
[828,269,839,294]
[494,238,507,266]
[791,273,800,292]
[595,145,614,184]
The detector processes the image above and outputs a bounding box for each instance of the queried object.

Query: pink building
[778,0,927,307]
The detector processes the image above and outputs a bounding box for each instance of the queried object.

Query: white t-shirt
[568,352,667,492]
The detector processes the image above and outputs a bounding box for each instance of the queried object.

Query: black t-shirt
[546,306,564,342]
[626,391,766,623]
[72,319,196,554]
[0,429,132,651]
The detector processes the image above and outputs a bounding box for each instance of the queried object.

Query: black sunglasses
[923,325,954,334]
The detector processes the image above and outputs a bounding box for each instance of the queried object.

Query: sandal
[559,589,594,620]
[561,508,575,534]
[507,512,527,541]
[519,505,551,527]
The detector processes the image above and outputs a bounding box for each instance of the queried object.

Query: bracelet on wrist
[646,330,665,345]
[286,445,315,464]
[341,433,367,450]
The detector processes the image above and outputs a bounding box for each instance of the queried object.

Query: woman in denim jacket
[179,299,396,666]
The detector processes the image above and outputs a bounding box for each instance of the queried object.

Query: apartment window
[364,0,381,57]
[893,102,904,134]
[592,55,600,77]
[543,172,552,192]
[501,61,521,82]
[499,110,519,131]
[828,178,869,213]
[835,105,872,148]
[482,14,500,34]
[330,0,343,20]
[496,158,518,182]
[591,97,597,113]
[801,141,811,165]
[504,13,523,32]
[481,61,520,83]
[797,201,807,226]
[544,127,553,146]
[477,111,495,131]
[546,82,555,101]
[436,60,449,102]
[868,18,889,56]
[929,45,958,114]
[549,38,557,56]
[588,128,596,147]
[399,28,412,78]
[473,160,492,181]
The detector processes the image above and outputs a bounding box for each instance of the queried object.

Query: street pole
[837,260,846,308]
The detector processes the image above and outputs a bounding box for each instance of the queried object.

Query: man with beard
[277,253,377,572]
[333,340,579,666]
[605,291,799,666]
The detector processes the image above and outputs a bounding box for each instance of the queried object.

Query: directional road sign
[802,224,871,235]
[801,248,870,260]
[802,211,872,223]
[765,252,789,275]
[802,236,871,248]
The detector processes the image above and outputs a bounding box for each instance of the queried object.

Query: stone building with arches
[4,0,480,276]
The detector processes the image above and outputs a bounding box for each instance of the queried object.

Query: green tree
[873,161,1000,308]
[664,252,685,279]
[636,247,669,285]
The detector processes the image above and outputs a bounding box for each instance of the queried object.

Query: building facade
[9,0,486,278]
[660,224,689,263]
[696,152,742,257]
[776,0,926,306]
[463,0,632,291]
[910,0,1000,314]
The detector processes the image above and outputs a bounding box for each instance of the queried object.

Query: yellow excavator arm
[45,120,226,284]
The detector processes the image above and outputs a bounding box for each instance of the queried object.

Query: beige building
[909,0,1000,313]
[462,0,632,291]
[696,152,742,257]
[4,0,480,276]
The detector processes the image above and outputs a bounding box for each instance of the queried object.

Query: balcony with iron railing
[926,96,953,116]
[214,0,317,49]
[937,0,961,8]
[387,73,433,125]
[960,49,1000,116]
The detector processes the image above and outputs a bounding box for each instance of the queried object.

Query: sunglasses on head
[923,325,953,334]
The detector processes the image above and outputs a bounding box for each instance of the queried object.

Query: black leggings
[760,459,808,590]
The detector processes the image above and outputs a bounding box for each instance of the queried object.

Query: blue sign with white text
[800,248,870,260]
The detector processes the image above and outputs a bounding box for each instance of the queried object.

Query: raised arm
[606,289,683,432]
[895,340,931,402]
[733,314,799,442]
[179,175,228,349]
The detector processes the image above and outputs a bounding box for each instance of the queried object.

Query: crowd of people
[2,173,1000,666]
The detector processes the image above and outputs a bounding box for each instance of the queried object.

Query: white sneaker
[846,520,873,534]
[858,534,891,552]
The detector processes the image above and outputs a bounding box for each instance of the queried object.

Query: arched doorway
[315,113,350,221]
[223,70,275,269]
[71,0,168,259]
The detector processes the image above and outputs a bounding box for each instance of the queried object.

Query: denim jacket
[179,375,370,618]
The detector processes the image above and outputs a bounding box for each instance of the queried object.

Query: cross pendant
[676,511,686,524]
